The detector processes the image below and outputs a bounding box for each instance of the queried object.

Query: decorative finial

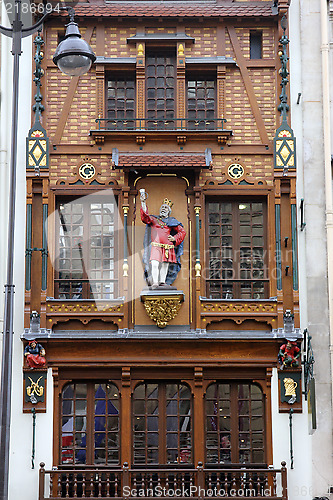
[277,15,290,121]
[32,30,45,123]
[26,30,49,176]
[178,44,184,56]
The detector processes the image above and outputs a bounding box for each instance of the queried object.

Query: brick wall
[44,19,277,182]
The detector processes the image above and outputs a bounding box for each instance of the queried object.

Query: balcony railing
[39,462,288,500]
[94,118,227,132]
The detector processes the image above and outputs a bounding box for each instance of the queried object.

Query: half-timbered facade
[19,0,310,498]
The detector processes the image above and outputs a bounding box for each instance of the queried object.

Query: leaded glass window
[55,196,117,300]
[146,51,176,129]
[133,382,192,465]
[206,383,265,464]
[107,74,135,130]
[187,77,216,129]
[207,199,268,299]
[61,382,120,465]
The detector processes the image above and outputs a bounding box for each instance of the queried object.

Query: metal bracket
[289,408,294,469]
[25,247,48,257]
[31,408,36,469]
[302,328,315,399]
[300,198,306,230]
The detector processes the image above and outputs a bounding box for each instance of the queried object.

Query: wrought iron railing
[39,462,288,500]
[94,118,227,132]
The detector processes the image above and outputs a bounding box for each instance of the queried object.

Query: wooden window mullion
[82,203,90,299]
[86,384,95,465]
[248,385,254,462]
[159,384,167,464]
[230,384,239,463]
[233,204,240,298]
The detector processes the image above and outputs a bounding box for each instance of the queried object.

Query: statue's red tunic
[140,207,186,263]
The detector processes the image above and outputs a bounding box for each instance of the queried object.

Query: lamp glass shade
[56,55,92,76]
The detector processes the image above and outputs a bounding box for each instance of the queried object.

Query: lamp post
[0,3,95,499]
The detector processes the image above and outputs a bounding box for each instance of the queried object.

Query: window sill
[90,127,232,146]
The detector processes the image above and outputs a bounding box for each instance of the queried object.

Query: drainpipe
[320,0,333,413]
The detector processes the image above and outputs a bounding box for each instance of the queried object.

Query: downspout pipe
[320,0,333,415]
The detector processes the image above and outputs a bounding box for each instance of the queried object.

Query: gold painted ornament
[142,296,183,328]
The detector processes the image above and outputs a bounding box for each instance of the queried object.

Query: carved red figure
[24,339,46,369]
[278,341,300,369]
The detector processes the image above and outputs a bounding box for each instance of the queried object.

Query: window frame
[145,48,177,127]
[205,197,269,300]
[250,30,263,60]
[60,381,121,466]
[105,71,136,130]
[132,381,193,466]
[186,70,217,129]
[53,370,272,469]
[205,381,266,465]
[54,194,118,300]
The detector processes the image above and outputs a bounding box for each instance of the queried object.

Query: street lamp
[53,8,96,76]
[0,2,96,500]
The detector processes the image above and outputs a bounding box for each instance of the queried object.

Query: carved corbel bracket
[217,135,228,145]
[140,290,185,328]
[94,135,105,145]
[136,135,146,145]
[177,135,187,145]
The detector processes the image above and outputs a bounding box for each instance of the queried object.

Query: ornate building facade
[4,0,331,498]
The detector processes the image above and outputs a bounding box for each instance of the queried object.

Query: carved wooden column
[122,185,130,331]
[194,187,203,330]
[193,367,205,465]
[264,369,274,466]
[274,178,284,328]
[217,64,226,121]
[40,177,49,329]
[52,368,61,465]
[96,65,105,122]
[30,180,43,318]
[280,179,293,313]
[177,42,186,130]
[136,43,146,134]
[290,177,300,327]
[95,25,106,122]
[121,367,132,465]
[25,182,33,328]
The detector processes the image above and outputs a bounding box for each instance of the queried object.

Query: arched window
[133,382,192,465]
[205,382,265,464]
[61,382,120,465]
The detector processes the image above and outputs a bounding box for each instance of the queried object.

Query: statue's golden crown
[163,198,173,208]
